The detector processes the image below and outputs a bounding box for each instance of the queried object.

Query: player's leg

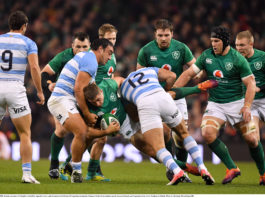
[49,117,68,179]
[12,114,40,184]
[237,120,265,185]
[85,136,110,181]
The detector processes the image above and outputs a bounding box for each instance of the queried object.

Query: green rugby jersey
[246,49,265,99]
[137,39,194,76]
[48,48,74,80]
[195,47,252,103]
[87,79,126,125]
[95,53,116,84]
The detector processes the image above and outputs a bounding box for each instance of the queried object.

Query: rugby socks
[50,133,64,161]
[208,138,237,169]
[171,87,201,100]
[173,159,187,170]
[165,138,174,155]
[156,148,181,175]
[176,147,188,162]
[22,162,31,176]
[87,159,99,177]
[72,162,82,173]
[249,141,265,175]
[183,136,207,171]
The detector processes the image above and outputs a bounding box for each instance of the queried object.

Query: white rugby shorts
[47,96,79,125]
[203,98,248,125]
[0,81,31,119]
[174,98,188,120]
[119,114,140,139]
[251,98,265,121]
[136,90,183,133]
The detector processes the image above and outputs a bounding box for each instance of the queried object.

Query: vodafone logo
[110,108,117,115]
[107,66,114,76]
[162,64,172,71]
[213,70,224,78]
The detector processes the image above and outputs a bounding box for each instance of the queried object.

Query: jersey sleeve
[183,44,194,64]
[48,51,64,74]
[239,56,253,79]
[79,53,98,77]
[194,52,205,70]
[137,47,148,66]
[27,39,38,55]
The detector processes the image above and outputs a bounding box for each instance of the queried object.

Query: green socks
[171,86,201,100]
[87,159,100,177]
[50,133,64,161]
[208,138,237,169]
[175,147,188,162]
[249,141,265,175]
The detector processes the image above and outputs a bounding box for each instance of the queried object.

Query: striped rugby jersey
[51,51,98,100]
[121,67,164,104]
[0,32,37,83]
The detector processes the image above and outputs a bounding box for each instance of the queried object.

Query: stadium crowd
[1,0,265,147]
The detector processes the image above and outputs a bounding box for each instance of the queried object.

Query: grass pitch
[0,160,265,194]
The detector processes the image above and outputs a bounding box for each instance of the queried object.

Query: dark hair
[72,32,90,42]
[90,38,113,50]
[211,26,230,50]
[154,19,173,32]
[84,83,101,102]
[8,11,28,30]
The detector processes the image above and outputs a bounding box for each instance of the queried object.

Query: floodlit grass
[0,160,265,194]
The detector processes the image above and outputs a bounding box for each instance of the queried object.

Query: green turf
[0,160,265,194]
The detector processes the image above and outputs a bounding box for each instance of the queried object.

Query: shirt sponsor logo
[110,108,117,115]
[12,106,27,114]
[162,64,172,70]
[254,61,262,70]
[225,62,233,71]
[172,51,180,60]
[107,66,114,76]
[213,70,224,78]
[150,56,157,61]
[206,58,212,64]
[110,92,117,102]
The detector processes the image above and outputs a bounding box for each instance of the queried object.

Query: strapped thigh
[239,120,256,137]
[201,119,221,130]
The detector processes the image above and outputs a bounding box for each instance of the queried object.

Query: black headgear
[211,26,230,51]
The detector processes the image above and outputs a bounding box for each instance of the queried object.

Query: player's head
[84,83,104,107]
[210,26,230,55]
[154,19,173,49]
[72,32,90,55]
[98,24,118,46]
[8,11,28,34]
[91,38,114,65]
[235,30,254,58]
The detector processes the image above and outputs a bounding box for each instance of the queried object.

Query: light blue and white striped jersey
[0,32,37,83]
[52,51,98,100]
[121,67,164,104]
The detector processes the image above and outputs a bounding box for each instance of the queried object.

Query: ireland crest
[172,51,180,60]
[254,62,262,70]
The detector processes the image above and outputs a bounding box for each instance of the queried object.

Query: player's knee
[97,136,107,145]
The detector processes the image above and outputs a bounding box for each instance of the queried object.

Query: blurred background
[0,0,265,161]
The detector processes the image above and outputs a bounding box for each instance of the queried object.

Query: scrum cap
[211,26,230,50]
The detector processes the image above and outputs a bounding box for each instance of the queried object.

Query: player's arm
[28,53,45,105]
[240,75,256,122]
[113,76,125,88]
[75,71,97,126]
[158,68,176,91]
[87,122,120,138]
[173,64,200,88]
[41,64,57,92]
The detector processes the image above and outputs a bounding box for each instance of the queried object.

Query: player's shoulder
[0,32,35,45]
[254,48,265,58]
[141,40,157,50]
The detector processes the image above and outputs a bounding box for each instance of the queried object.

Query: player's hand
[36,91,45,105]
[167,91,176,99]
[48,82,56,92]
[255,86,260,93]
[105,121,120,135]
[239,106,251,122]
[85,113,98,126]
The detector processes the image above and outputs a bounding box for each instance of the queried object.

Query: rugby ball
[100,113,120,136]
